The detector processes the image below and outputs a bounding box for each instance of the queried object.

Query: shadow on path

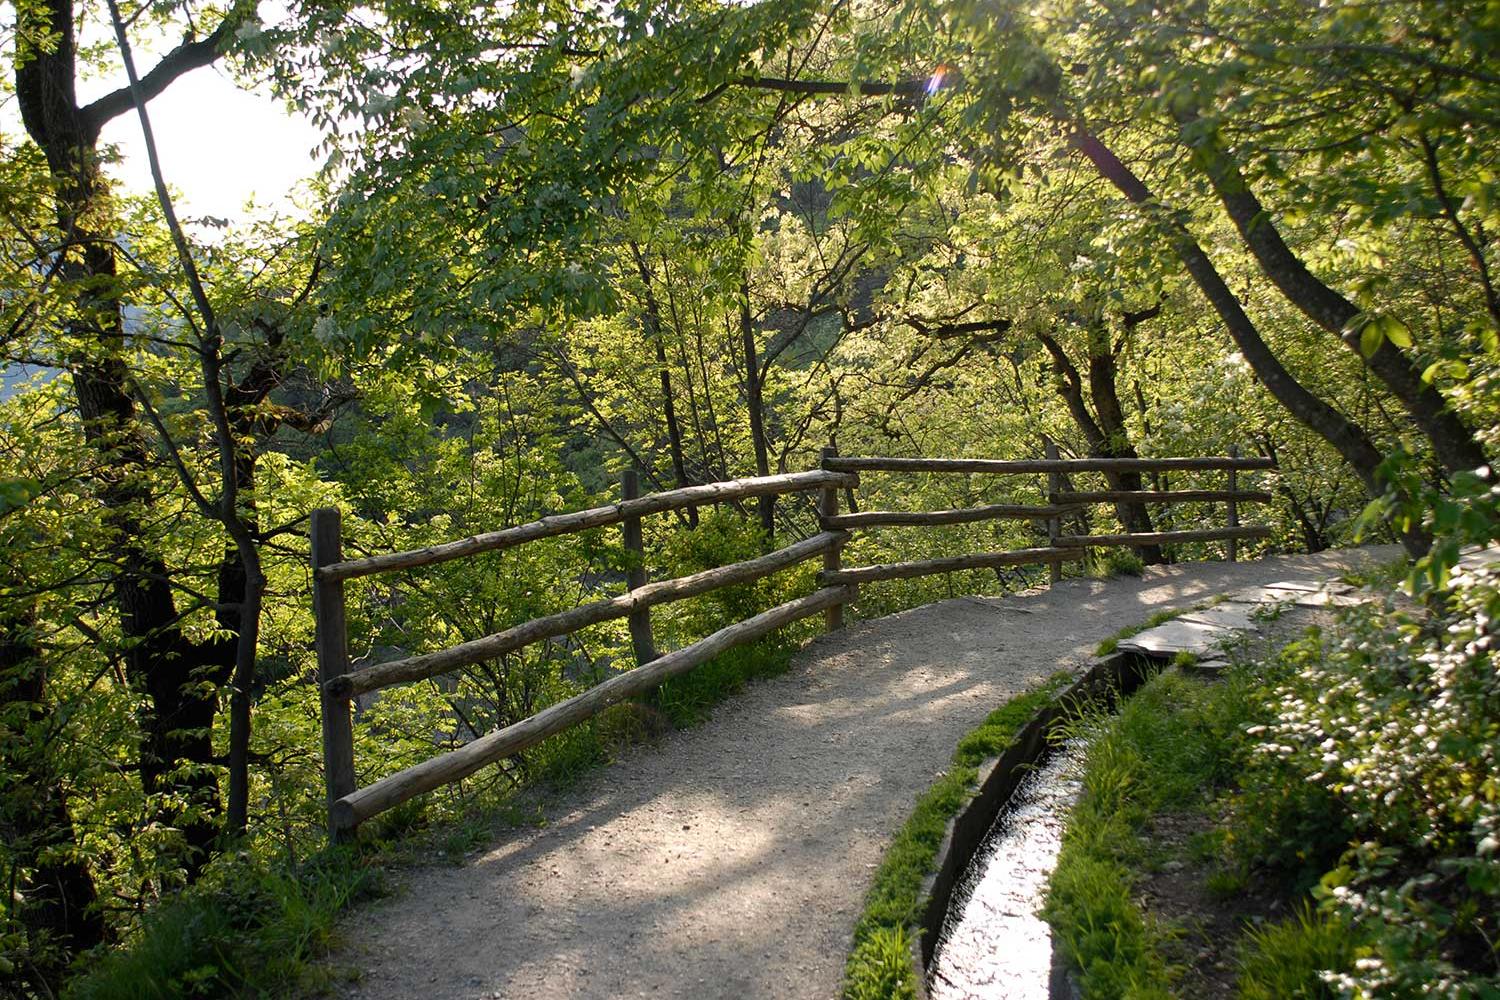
[330,547,1400,1000]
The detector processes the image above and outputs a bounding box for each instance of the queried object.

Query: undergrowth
[64,852,377,999]
[1046,558,1500,998]
[841,670,1074,999]
[1088,548,1146,580]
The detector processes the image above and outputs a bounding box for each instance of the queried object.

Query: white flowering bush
[1235,562,1500,997]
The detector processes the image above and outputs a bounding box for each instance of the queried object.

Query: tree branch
[907,316,1013,343]
[729,75,932,98]
[84,9,241,135]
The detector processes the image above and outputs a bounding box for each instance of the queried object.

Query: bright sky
[91,58,324,224]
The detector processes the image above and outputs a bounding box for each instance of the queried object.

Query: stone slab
[1183,656,1230,675]
[1226,583,1321,605]
[1178,603,1263,631]
[1289,590,1372,608]
[1118,619,1234,657]
[1458,545,1500,570]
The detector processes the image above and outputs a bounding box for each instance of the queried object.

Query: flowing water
[928,745,1083,1000]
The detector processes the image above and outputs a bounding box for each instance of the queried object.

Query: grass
[841,670,1074,999]
[1043,645,1376,999]
[1043,668,1259,999]
[1235,905,1354,1000]
[66,851,377,999]
[653,633,803,727]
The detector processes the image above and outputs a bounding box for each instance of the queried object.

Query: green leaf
[1381,315,1412,348]
[0,478,40,514]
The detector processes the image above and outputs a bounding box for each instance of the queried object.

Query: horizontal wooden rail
[313,450,1281,839]
[818,545,1083,586]
[1053,525,1273,548]
[330,531,848,699]
[331,584,857,832]
[319,470,857,582]
[824,456,1275,475]
[821,503,1081,529]
[1051,489,1274,504]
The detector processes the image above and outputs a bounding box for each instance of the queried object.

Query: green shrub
[1089,548,1146,579]
[649,509,817,727]
[1228,562,1500,997]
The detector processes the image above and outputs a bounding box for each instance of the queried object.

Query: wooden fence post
[620,469,659,666]
[820,446,847,630]
[1043,436,1064,584]
[1226,444,1240,563]
[312,507,356,843]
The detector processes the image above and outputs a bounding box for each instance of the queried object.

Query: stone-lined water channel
[928,745,1082,1000]
[927,575,1376,998]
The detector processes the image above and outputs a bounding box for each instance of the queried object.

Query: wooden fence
[311,449,1274,839]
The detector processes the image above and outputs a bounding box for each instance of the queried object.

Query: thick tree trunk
[1187,129,1488,475]
[15,0,233,868]
[1084,320,1168,561]
[66,293,229,864]
[1068,126,1428,557]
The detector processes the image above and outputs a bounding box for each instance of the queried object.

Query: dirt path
[330,548,1398,1000]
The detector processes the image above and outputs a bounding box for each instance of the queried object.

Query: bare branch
[83,10,241,135]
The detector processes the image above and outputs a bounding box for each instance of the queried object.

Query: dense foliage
[1,0,1496,993]
[1235,564,1500,997]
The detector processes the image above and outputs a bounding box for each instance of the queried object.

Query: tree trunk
[1037,328,1166,563]
[739,283,775,540]
[16,0,233,869]
[1068,126,1428,557]
[1084,319,1168,561]
[632,244,697,526]
[1186,128,1488,475]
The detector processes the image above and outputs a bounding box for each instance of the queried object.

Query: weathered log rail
[310,449,1273,839]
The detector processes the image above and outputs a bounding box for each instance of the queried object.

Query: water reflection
[929,746,1082,999]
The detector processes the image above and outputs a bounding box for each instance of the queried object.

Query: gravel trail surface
[331,548,1396,1000]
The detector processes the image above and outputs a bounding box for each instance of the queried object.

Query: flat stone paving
[1118,578,1379,659]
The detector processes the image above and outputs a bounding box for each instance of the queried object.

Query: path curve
[330,548,1397,1000]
